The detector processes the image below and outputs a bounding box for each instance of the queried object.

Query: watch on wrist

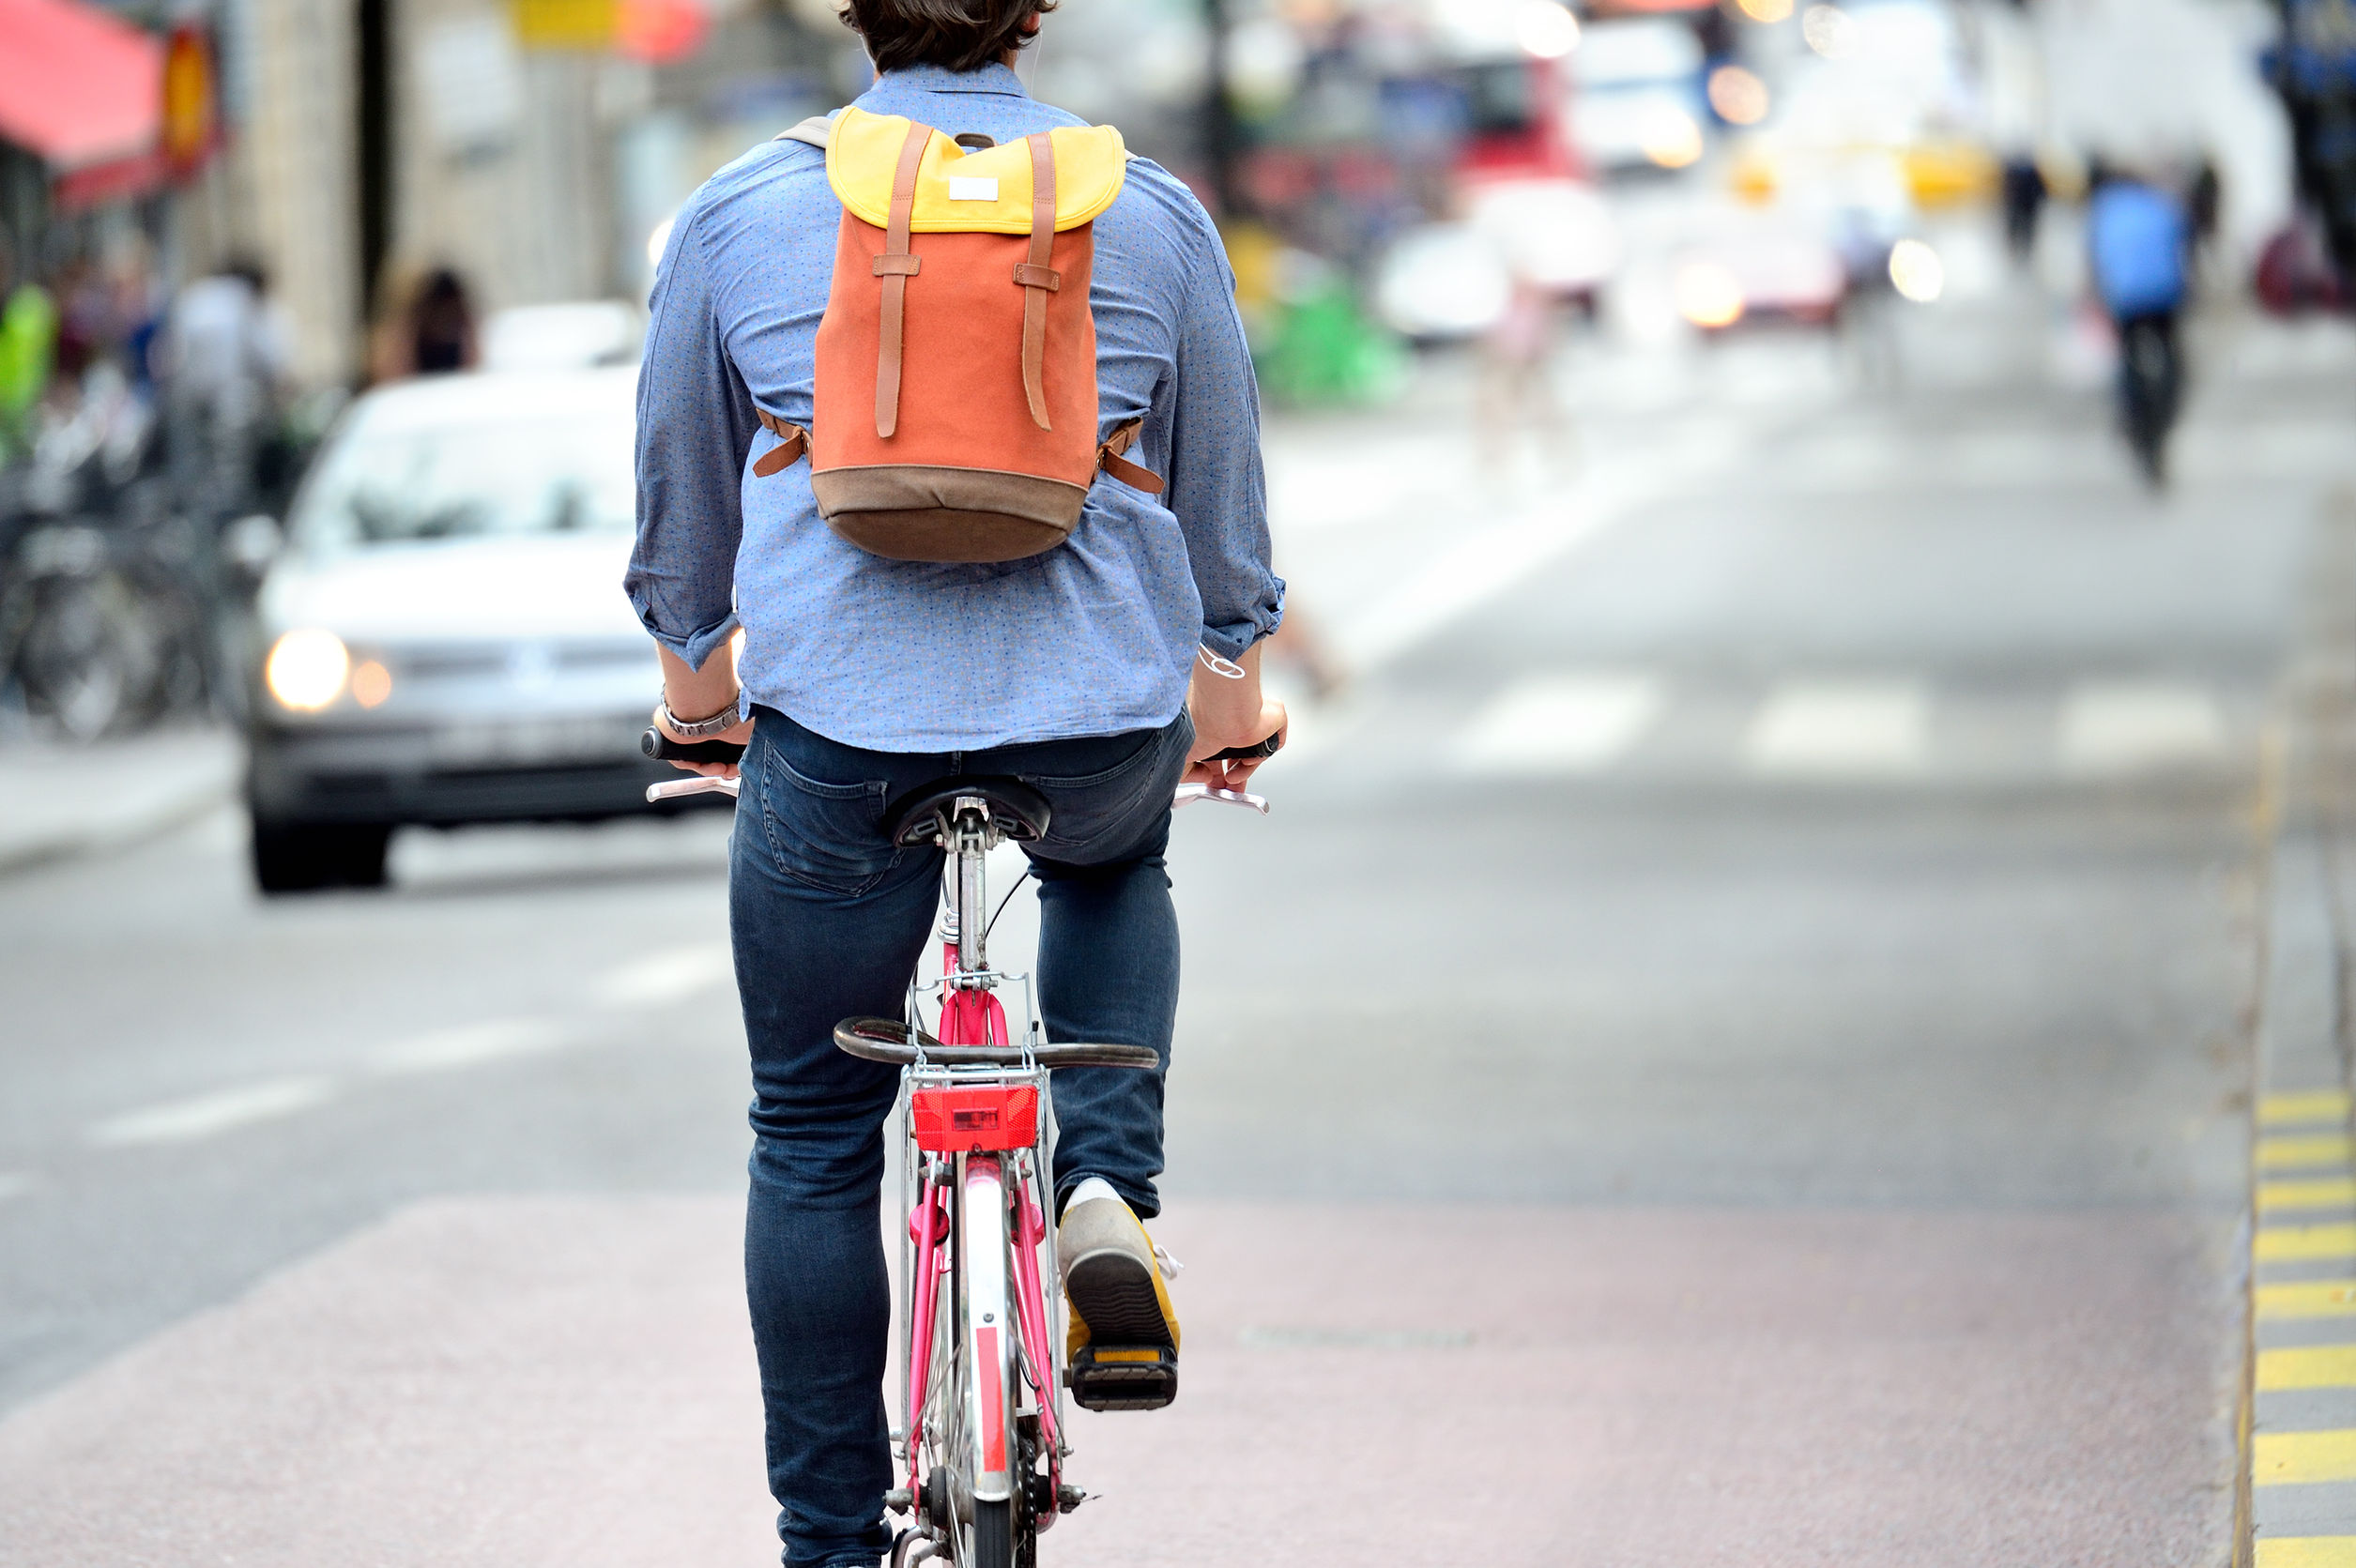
[658,693,743,739]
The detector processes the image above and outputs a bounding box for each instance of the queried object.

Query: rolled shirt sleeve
[1164,231,1283,663]
[625,197,757,674]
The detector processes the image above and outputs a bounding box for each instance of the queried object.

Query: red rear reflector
[911,1085,1039,1151]
[977,1324,1006,1472]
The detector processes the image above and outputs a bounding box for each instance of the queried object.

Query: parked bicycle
[644,730,1270,1568]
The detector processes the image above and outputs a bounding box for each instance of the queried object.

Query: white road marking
[593,946,734,1009]
[1743,679,1930,778]
[90,1077,336,1148]
[372,1018,570,1075]
[2059,681,2226,772]
[1334,430,1736,673]
[1455,673,1665,776]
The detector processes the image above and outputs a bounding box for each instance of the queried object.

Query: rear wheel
[251,818,392,894]
[970,1499,1016,1568]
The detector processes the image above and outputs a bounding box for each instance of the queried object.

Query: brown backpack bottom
[813,464,1086,563]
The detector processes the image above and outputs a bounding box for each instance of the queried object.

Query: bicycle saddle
[884,776,1052,847]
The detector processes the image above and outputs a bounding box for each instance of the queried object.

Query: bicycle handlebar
[1205,731,1283,763]
[834,1016,1159,1070]
[642,728,746,766]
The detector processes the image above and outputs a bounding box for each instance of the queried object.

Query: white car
[243,365,681,893]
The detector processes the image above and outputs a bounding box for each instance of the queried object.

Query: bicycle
[645,728,1273,1568]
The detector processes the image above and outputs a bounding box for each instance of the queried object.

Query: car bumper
[246,714,718,826]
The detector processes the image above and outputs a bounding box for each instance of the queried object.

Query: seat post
[952,797,990,978]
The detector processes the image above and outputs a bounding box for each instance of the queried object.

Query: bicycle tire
[971,1499,1017,1568]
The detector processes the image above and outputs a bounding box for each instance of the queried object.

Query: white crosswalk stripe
[1434,672,2243,783]
[1454,673,1665,776]
[2058,681,2226,773]
[89,1077,337,1148]
[1743,679,1931,779]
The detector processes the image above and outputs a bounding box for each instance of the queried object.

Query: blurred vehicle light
[1675,261,1747,328]
[351,660,393,709]
[1802,5,1856,57]
[267,630,351,712]
[1515,0,1581,59]
[1707,66,1770,126]
[1643,106,1706,168]
[1888,238,1944,302]
[1372,223,1513,340]
[1737,0,1794,19]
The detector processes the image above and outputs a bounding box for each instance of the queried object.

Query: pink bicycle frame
[901,949,1064,1525]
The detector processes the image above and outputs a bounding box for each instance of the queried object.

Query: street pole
[1202,0,1242,220]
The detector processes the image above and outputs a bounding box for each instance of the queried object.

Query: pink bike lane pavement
[0,1191,2236,1567]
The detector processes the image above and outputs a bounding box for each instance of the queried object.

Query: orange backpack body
[760,107,1161,564]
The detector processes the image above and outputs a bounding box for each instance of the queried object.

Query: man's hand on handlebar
[656,644,755,779]
[1186,642,1287,791]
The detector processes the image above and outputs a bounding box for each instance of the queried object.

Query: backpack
[757,107,1164,564]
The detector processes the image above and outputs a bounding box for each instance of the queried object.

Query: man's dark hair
[840,0,1054,75]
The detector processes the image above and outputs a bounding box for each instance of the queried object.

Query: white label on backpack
[948,176,1000,202]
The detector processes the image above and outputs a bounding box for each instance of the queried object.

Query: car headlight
[265,629,351,711]
[1675,262,1747,328]
[1888,238,1945,303]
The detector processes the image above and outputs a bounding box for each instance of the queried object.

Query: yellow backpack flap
[821,106,1127,236]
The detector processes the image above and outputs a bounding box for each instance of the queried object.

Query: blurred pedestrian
[1476,272,1569,479]
[1832,206,1903,388]
[0,235,58,461]
[368,266,478,382]
[2001,157,2046,265]
[160,257,290,518]
[2086,163,2191,487]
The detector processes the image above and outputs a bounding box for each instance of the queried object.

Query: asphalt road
[4,284,2355,1565]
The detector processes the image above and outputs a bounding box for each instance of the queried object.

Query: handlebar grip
[1208,732,1284,763]
[641,728,746,765]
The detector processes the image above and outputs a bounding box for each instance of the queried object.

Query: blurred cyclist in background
[161,257,290,519]
[2086,162,2193,488]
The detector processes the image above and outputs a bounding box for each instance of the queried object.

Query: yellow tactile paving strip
[2260,1284,2356,1320]
[2260,1136,2356,1172]
[2258,1537,2356,1567]
[2252,1085,2356,1561]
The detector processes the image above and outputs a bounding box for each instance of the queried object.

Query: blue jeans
[729,705,1192,1567]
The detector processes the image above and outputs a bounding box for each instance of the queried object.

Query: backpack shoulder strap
[775,114,837,150]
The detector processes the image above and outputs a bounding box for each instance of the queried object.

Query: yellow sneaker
[1059,1186,1180,1411]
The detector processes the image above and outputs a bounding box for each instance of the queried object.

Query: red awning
[0,0,162,171]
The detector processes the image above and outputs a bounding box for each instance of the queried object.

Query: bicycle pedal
[1065,1344,1178,1411]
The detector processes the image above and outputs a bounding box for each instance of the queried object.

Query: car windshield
[291,404,635,554]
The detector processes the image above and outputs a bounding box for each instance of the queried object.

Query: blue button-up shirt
[626,63,1282,752]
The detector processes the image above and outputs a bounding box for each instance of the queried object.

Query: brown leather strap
[1096,419,1163,495]
[752,408,807,478]
[1017,131,1058,432]
[875,121,928,439]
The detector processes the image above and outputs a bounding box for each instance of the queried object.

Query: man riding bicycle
[2086,161,2193,487]
[625,3,1284,1562]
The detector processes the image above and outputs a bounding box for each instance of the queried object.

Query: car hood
[261,535,646,645]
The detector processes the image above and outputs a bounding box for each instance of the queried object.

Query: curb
[2245,492,2356,1567]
